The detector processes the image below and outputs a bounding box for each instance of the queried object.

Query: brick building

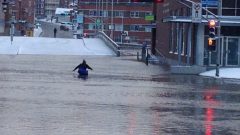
[155,0,240,68]
[0,0,35,36]
[78,0,153,45]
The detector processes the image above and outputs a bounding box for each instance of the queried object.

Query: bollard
[137,52,140,61]
[142,45,146,61]
[145,53,150,66]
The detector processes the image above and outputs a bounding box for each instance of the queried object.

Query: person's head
[82,59,86,64]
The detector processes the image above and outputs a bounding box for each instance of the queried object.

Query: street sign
[145,15,155,21]
[202,0,218,7]
[96,19,101,26]
[192,3,202,23]
[77,14,83,23]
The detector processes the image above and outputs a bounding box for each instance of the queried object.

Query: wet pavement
[0,55,239,135]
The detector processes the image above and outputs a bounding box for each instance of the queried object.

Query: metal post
[110,0,113,38]
[216,0,222,77]
[121,15,123,44]
[95,0,97,34]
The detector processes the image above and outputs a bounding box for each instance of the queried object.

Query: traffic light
[2,0,8,13]
[208,38,216,51]
[208,19,216,39]
[131,0,164,3]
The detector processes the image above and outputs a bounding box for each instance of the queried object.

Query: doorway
[225,37,239,66]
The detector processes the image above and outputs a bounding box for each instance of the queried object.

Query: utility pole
[216,0,222,77]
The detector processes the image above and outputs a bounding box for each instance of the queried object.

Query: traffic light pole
[176,0,222,77]
[216,0,222,77]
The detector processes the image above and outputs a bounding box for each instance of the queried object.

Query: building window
[130,11,139,18]
[215,0,240,16]
[89,10,97,16]
[115,11,124,17]
[145,12,152,16]
[115,24,123,31]
[145,27,151,32]
[130,25,140,31]
[103,10,108,17]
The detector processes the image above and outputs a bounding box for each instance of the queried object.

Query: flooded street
[0,55,239,135]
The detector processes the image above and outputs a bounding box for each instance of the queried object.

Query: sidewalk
[199,68,240,79]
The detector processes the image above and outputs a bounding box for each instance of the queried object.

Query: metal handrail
[97,31,120,56]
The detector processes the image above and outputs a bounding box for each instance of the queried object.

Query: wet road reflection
[0,55,239,135]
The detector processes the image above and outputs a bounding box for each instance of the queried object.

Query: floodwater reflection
[204,87,219,135]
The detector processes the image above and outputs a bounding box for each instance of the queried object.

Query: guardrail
[97,31,120,57]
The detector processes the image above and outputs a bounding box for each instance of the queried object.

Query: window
[130,25,140,31]
[103,11,108,17]
[145,12,152,16]
[89,10,97,16]
[115,11,124,17]
[115,24,123,31]
[145,27,152,32]
[130,11,139,18]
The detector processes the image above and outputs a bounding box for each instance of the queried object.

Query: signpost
[192,3,202,23]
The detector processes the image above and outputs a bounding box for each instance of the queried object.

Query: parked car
[60,22,75,30]
[60,25,69,31]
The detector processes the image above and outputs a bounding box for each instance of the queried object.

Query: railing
[97,31,120,56]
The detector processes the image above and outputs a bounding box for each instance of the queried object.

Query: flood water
[0,55,239,135]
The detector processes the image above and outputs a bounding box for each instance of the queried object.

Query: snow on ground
[199,68,240,79]
[33,27,42,37]
[0,36,115,56]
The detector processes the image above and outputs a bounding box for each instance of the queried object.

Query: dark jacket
[73,61,93,71]
[54,28,57,33]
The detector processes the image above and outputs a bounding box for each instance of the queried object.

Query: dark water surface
[0,55,239,135]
